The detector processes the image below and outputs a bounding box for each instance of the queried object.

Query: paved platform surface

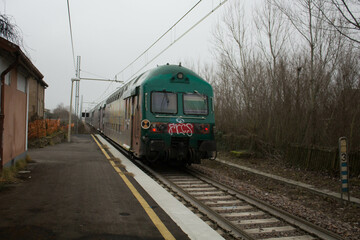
[0,135,193,240]
[216,159,360,205]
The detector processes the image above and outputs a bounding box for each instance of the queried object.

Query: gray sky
[1,0,245,112]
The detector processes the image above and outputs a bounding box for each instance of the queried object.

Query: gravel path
[191,152,360,240]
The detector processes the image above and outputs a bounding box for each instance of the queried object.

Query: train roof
[103,64,210,105]
[145,64,202,80]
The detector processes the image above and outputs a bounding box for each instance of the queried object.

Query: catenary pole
[67,75,122,143]
[75,56,81,134]
[67,78,79,142]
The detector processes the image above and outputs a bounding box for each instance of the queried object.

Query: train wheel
[209,151,217,160]
[146,151,160,163]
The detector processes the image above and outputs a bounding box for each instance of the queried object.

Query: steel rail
[135,160,253,240]
[187,168,345,240]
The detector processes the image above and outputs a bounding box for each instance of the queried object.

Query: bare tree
[316,0,360,44]
[254,0,292,144]
[0,14,23,46]
[207,0,360,153]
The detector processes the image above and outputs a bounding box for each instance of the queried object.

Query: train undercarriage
[144,137,216,165]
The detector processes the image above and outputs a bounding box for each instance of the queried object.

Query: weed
[124,172,135,177]
[102,145,109,149]
[25,155,36,163]
[15,159,27,170]
[0,159,27,184]
[117,163,126,169]
[111,157,122,163]
[0,167,17,183]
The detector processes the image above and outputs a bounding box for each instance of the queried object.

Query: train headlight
[177,72,184,79]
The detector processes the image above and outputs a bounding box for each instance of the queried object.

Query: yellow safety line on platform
[91,134,175,240]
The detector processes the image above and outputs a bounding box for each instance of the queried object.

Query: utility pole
[67,77,79,142]
[75,56,81,134]
[67,56,123,143]
[80,95,83,122]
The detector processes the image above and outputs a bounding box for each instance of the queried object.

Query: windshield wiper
[160,91,170,111]
[194,90,206,102]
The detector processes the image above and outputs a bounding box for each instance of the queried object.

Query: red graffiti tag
[168,123,194,136]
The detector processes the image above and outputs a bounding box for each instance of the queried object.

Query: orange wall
[3,70,27,166]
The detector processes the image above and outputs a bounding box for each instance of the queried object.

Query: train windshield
[183,93,208,115]
[151,91,177,114]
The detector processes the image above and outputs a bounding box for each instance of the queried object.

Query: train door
[131,94,141,156]
[122,97,132,150]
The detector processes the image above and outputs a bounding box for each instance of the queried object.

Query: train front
[139,65,216,165]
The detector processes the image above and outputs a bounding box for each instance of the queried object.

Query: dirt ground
[191,151,360,240]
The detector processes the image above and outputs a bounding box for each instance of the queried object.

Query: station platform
[0,134,223,240]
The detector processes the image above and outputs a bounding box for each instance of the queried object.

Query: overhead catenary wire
[92,0,204,108]
[114,0,203,78]
[81,69,109,80]
[92,81,115,103]
[66,0,76,74]
[91,0,228,109]
[126,0,229,82]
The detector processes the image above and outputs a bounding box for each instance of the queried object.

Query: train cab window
[151,92,177,114]
[183,93,208,115]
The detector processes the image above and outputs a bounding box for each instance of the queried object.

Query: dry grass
[25,154,36,163]
[0,167,17,183]
[0,159,27,184]
[117,163,126,169]
[110,157,121,163]
[124,172,135,177]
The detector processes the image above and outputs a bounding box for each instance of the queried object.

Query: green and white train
[87,64,216,165]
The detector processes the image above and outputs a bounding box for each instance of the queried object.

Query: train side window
[125,98,128,119]
[127,98,131,119]
[131,97,135,115]
[211,97,215,112]
[145,93,148,111]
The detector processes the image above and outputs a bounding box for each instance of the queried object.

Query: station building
[0,37,48,170]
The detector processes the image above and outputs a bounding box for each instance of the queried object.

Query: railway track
[136,162,345,240]
[99,134,344,240]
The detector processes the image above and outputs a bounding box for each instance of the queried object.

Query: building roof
[0,37,48,88]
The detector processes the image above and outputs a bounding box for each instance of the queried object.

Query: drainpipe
[0,54,20,170]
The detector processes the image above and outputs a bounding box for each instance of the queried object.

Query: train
[86,64,216,165]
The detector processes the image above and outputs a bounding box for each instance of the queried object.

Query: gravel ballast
[191,153,360,240]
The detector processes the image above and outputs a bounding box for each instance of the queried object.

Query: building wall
[3,69,27,166]
[28,77,45,120]
[28,78,37,119]
[37,83,44,117]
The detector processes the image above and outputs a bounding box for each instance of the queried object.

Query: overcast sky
[2,0,256,112]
